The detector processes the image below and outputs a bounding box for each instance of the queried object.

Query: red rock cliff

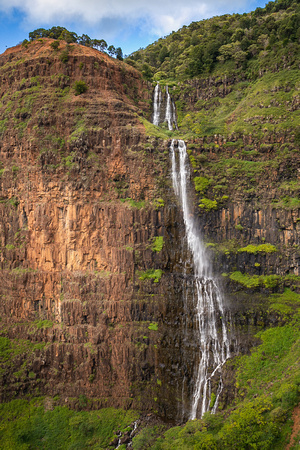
[0,40,191,419]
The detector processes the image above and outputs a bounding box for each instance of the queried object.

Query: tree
[92,39,107,52]
[159,46,169,63]
[115,47,123,60]
[78,34,92,47]
[107,45,116,57]
[141,63,153,81]
[29,28,46,40]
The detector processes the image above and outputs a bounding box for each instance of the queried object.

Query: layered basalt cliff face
[0,40,196,419]
[0,37,299,430]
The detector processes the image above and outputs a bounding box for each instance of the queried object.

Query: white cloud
[0,0,254,38]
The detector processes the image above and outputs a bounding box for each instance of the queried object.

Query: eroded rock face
[0,40,297,423]
[0,40,193,418]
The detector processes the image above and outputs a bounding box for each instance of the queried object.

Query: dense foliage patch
[0,400,138,449]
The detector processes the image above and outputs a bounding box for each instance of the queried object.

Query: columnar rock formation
[0,39,298,424]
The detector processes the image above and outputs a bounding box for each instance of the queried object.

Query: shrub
[235,223,244,231]
[138,269,163,283]
[74,80,88,96]
[120,198,145,209]
[60,50,69,63]
[219,398,279,449]
[22,39,29,48]
[153,198,165,209]
[199,198,218,211]
[50,41,60,50]
[148,323,158,331]
[151,236,164,253]
[194,176,210,193]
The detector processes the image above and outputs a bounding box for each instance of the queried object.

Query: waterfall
[165,86,173,131]
[171,139,230,419]
[153,83,161,126]
[152,84,177,131]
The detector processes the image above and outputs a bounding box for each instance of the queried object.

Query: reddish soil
[2,38,111,61]
[287,405,300,449]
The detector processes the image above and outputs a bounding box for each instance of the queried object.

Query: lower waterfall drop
[171,139,230,419]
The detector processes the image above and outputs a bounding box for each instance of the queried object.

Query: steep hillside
[128,0,300,82]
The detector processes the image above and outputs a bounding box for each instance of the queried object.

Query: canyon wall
[0,40,191,419]
[0,39,298,423]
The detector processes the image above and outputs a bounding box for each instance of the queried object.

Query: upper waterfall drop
[165,86,174,131]
[170,139,231,420]
[152,83,177,131]
[153,83,161,126]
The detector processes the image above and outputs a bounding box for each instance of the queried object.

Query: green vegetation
[229,271,281,289]
[228,271,300,292]
[0,118,8,136]
[238,244,277,254]
[128,1,300,146]
[138,117,174,139]
[50,40,60,51]
[235,223,244,231]
[151,236,164,253]
[0,399,138,449]
[273,196,300,210]
[0,337,46,369]
[69,120,87,142]
[194,176,210,194]
[153,198,165,209]
[10,268,37,277]
[74,80,88,96]
[0,2,299,449]
[138,269,163,283]
[128,0,300,83]
[120,197,146,209]
[199,198,218,211]
[268,288,300,315]
[5,244,15,250]
[140,321,300,449]
[28,26,123,59]
[132,425,167,449]
[33,320,54,329]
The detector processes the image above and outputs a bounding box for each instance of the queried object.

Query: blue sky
[0,0,269,57]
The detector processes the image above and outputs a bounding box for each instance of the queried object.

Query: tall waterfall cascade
[151,84,231,419]
[170,140,231,419]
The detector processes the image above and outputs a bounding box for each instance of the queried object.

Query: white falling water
[153,84,177,131]
[165,85,173,131]
[171,139,230,419]
[153,83,162,126]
